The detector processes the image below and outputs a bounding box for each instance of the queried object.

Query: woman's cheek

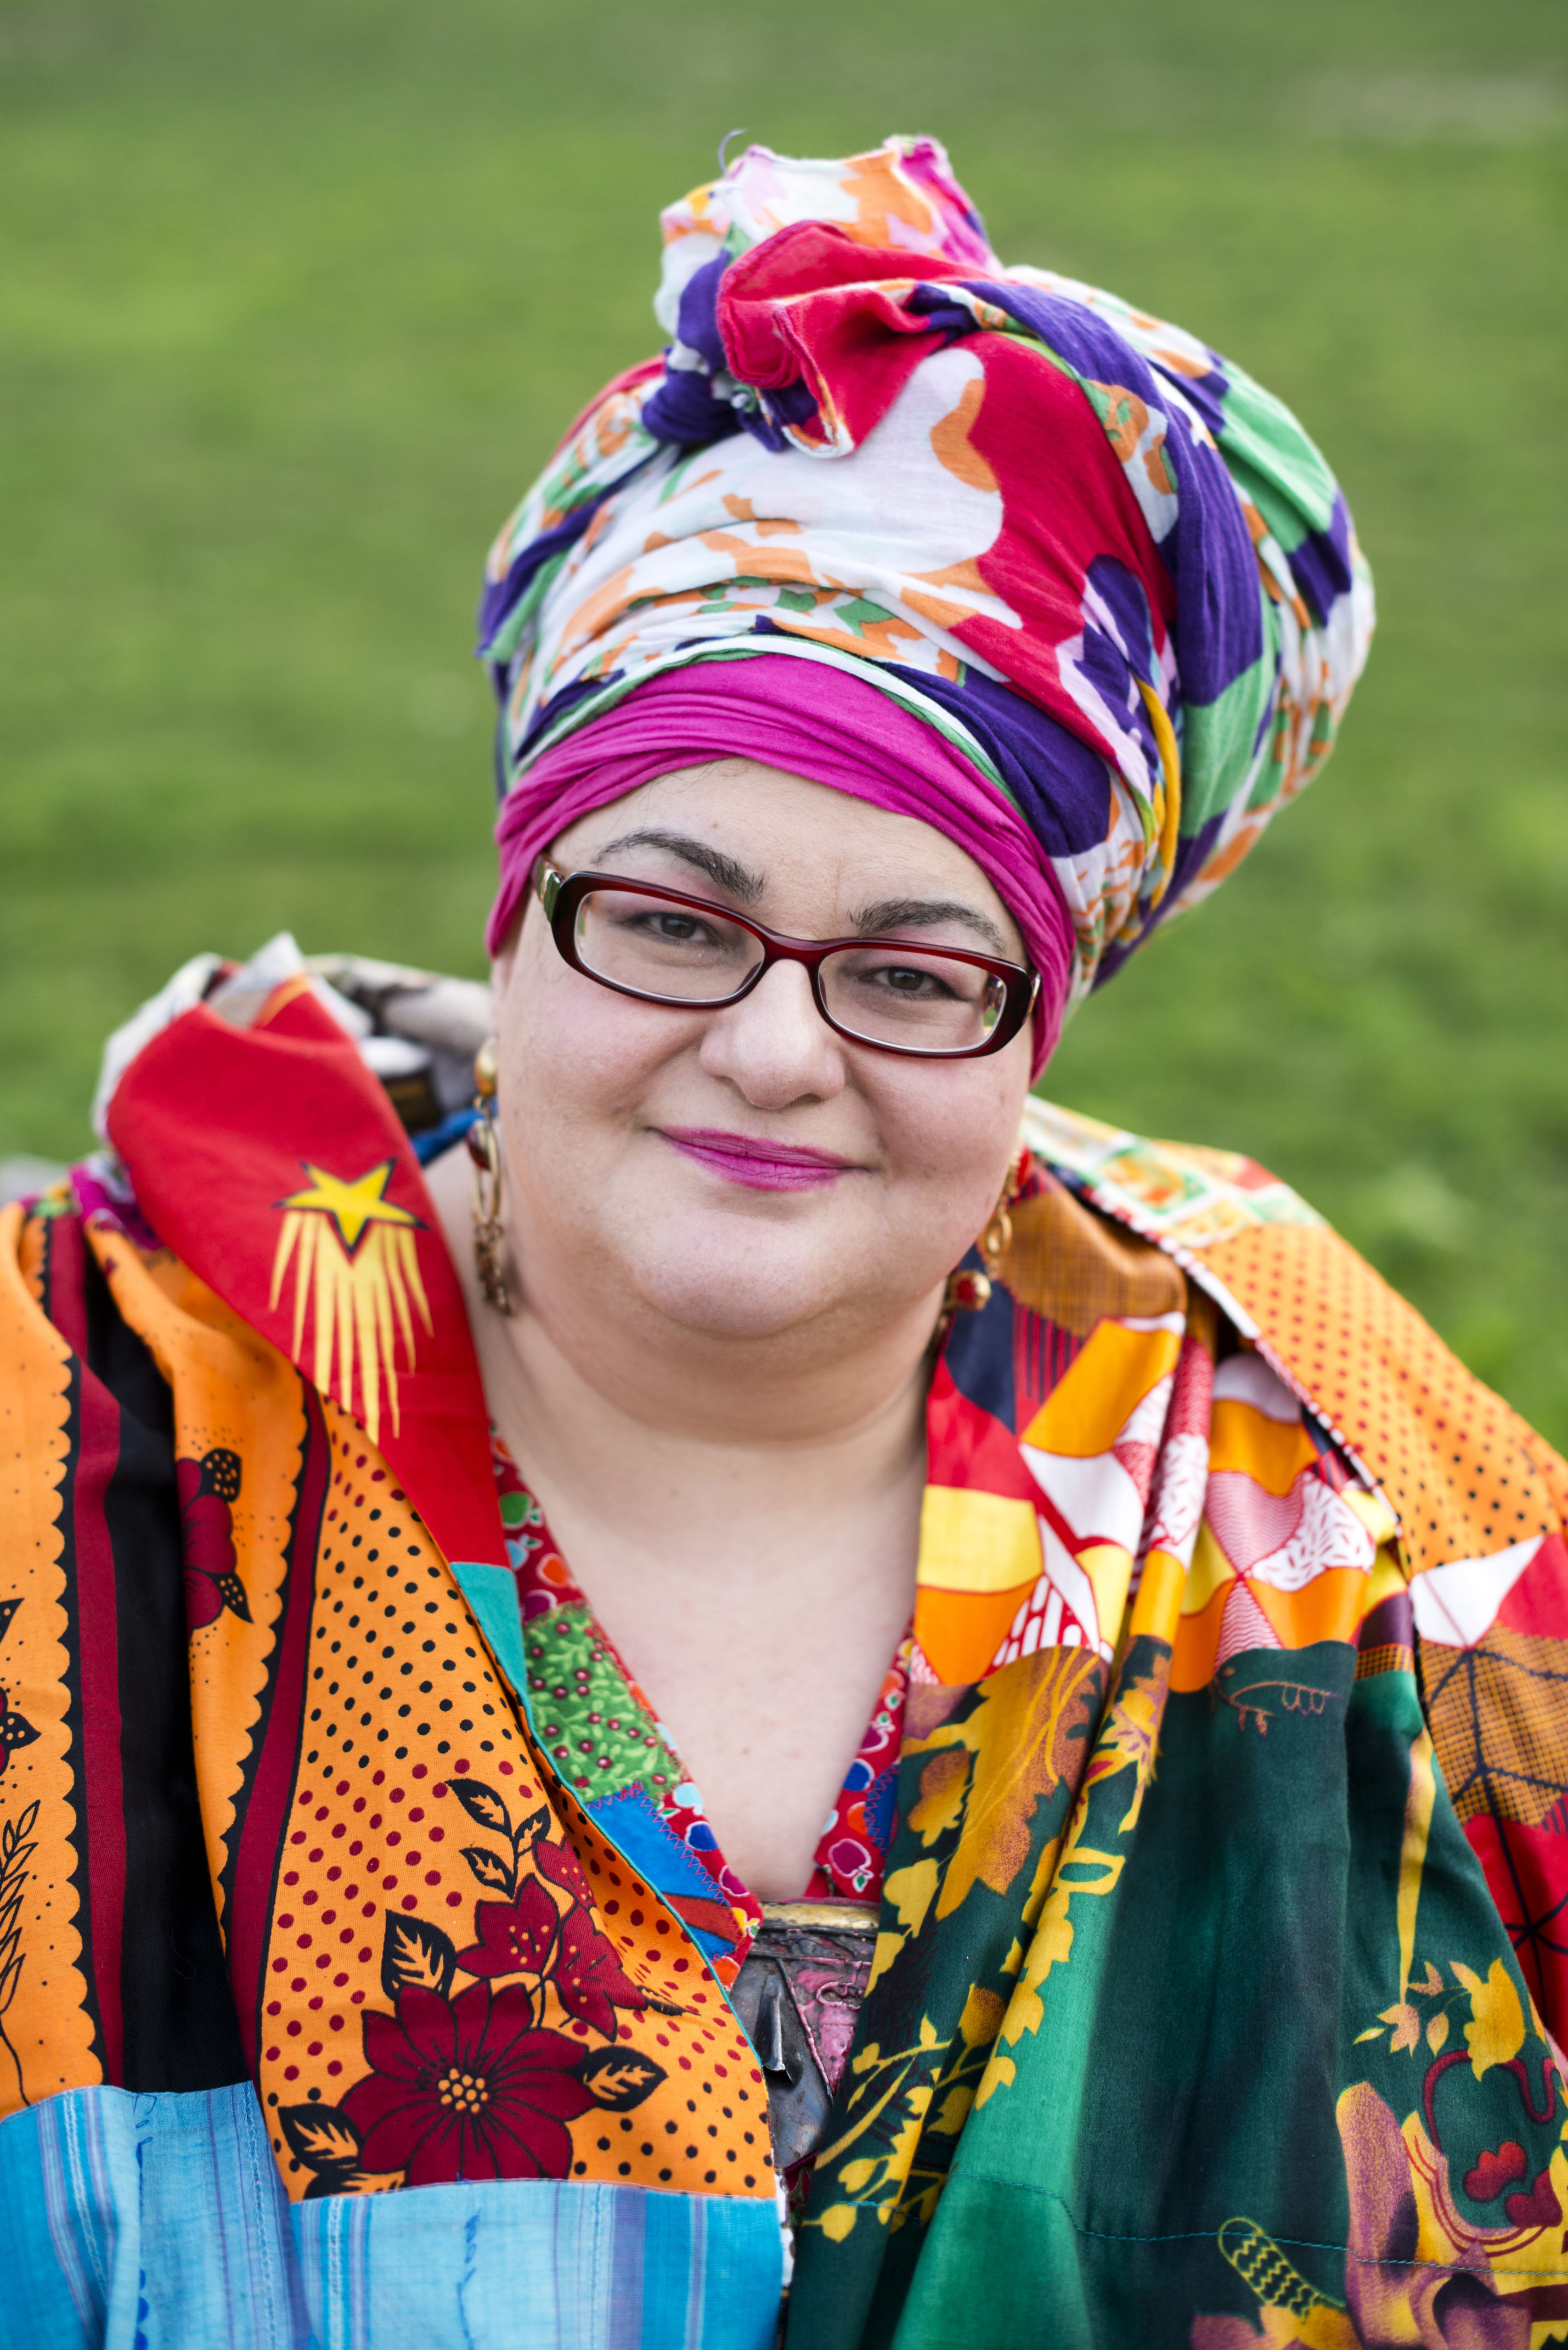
[878,1062,1028,1202]
[504,958,639,1104]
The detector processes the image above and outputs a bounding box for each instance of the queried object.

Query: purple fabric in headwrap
[487,654,1076,1073]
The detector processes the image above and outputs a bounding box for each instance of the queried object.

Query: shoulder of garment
[1020,1092,1568,1596]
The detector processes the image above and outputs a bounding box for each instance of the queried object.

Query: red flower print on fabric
[805,1651,907,1901]
[554,1903,650,2038]
[341,1980,597,2184]
[457,1877,560,1977]
[534,1834,594,1910]
[284,1777,670,2196]
[176,1448,250,1631]
[455,1860,649,2035]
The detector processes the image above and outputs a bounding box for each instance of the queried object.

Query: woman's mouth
[657,1127,856,1193]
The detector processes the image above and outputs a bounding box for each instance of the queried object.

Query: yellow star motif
[275,1160,420,1255]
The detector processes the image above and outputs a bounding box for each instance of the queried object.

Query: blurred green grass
[3,0,1566,1431]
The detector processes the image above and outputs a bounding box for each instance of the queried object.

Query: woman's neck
[492,1285,931,1571]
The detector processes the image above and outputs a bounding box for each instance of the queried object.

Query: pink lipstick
[658,1127,855,1193]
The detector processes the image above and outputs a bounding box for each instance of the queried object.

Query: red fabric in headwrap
[487,654,1076,1073]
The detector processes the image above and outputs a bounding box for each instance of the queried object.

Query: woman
[5,137,1567,2349]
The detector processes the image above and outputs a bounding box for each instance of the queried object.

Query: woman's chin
[613,1198,890,1341]
[630,1250,847,1341]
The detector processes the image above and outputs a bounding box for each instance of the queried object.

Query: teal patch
[450,1559,529,1705]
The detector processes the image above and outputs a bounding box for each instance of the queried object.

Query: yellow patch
[974,2053,1015,2109]
[1135,676,1182,909]
[1363,1545,1408,1612]
[1182,1521,1236,1616]
[907,1650,1102,1921]
[930,2086,974,2136]
[1022,1319,1181,1459]
[906,1748,969,1847]
[957,1985,1005,2047]
[884,1859,940,1936]
[1129,1548,1187,1644]
[916,1487,1041,1593]
[1079,1542,1135,1652]
[275,1161,419,1254]
[867,1930,905,1994]
[1452,1957,1525,2080]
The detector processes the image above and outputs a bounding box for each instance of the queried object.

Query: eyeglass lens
[572,887,1009,1052]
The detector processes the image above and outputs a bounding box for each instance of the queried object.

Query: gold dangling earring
[466,1037,512,1314]
[941,1146,1029,1324]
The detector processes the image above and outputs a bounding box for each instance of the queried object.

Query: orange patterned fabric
[1023,1099,1568,1581]
[255,1393,768,2197]
[0,1201,99,2108]
[0,1191,772,2205]
[980,1171,1185,1335]
[1201,1220,1564,1582]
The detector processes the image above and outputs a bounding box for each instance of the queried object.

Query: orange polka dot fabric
[257,1403,771,2201]
[1198,1222,1564,1583]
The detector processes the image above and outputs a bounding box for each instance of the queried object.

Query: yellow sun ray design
[268,1161,432,1446]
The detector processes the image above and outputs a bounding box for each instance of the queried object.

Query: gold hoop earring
[466,1036,512,1314]
[941,1148,1029,1323]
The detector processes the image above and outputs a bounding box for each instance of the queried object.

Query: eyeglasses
[534,860,1039,1060]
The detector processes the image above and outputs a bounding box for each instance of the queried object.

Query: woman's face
[492,759,1036,1348]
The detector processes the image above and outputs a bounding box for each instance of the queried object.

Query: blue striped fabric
[1,2083,782,2348]
[0,2081,307,2347]
[294,2169,782,2349]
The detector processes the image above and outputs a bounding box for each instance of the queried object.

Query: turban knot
[482,135,1373,1065]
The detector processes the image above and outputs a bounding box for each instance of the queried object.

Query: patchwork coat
[2,979,1566,2347]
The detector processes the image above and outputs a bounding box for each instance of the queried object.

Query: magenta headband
[488,655,1075,1075]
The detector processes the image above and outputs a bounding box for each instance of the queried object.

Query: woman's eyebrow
[851,896,1010,956]
[589,836,1011,954]
[591,827,764,903]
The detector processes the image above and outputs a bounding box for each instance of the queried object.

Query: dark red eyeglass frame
[534,859,1039,1060]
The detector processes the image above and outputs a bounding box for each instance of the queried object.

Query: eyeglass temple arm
[534,858,564,920]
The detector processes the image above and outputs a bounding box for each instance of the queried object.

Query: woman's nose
[697,958,847,1106]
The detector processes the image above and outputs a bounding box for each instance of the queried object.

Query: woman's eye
[616,907,711,945]
[872,963,954,998]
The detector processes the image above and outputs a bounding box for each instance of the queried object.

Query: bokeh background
[3,1,1565,1430]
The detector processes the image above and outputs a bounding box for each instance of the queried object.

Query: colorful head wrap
[481,136,1373,1057]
